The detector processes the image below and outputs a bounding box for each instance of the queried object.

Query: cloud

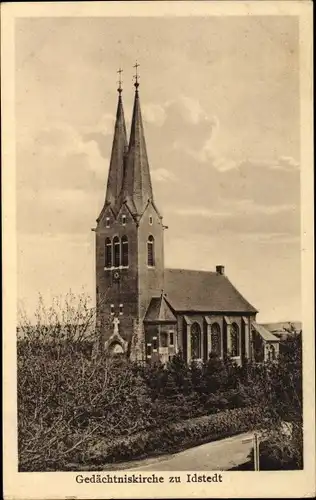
[172,96,208,125]
[172,207,229,218]
[17,123,108,235]
[212,156,238,172]
[151,168,176,183]
[234,232,300,244]
[171,200,297,219]
[82,113,115,136]
[17,123,108,189]
[142,103,166,126]
[271,156,300,171]
[225,199,297,216]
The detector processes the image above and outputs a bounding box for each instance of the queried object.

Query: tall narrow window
[268,344,276,361]
[146,343,152,357]
[191,322,202,359]
[106,217,110,228]
[105,238,112,268]
[231,323,240,357]
[121,215,126,226]
[160,332,168,348]
[147,235,155,267]
[113,236,120,268]
[169,331,174,346]
[121,235,129,267]
[119,304,123,316]
[110,304,115,316]
[211,322,221,356]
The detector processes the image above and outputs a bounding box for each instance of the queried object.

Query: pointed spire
[121,63,154,216]
[104,69,128,208]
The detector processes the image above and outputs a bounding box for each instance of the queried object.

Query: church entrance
[109,341,124,355]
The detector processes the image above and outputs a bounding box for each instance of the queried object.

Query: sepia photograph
[2,1,314,499]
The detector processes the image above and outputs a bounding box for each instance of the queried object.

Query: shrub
[17,293,303,471]
[89,406,261,465]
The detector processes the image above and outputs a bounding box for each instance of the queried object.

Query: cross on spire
[117,67,123,94]
[133,61,140,90]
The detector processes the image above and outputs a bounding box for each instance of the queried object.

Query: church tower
[95,66,165,359]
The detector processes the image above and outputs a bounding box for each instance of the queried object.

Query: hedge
[79,406,261,468]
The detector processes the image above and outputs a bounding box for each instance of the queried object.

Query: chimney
[216,265,225,275]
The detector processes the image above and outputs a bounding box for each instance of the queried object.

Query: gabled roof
[252,322,280,342]
[120,86,154,217]
[144,294,177,323]
[163,268,258,314]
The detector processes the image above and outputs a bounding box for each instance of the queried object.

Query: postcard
[2,1,314,498]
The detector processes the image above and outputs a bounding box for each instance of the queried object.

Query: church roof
[163,268,258,314]
[144,294,177,323]
[120,85,154,217]
[252,322,280,342]
[102,92,128,213]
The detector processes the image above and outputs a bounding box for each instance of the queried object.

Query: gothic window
[268,344,276,361]
[110,304,115,316]
[121,235,129,267]
[121,215,126,226]
[160,332,168,348]
[147,235,155,267]
[113,236,120,268]
[169,331,174,346]
[231,322,240,357]
[106,217,110,228]
[119,304,123,316]
[271,345,276,360]
[211,322,221,356]
[191,322,202,359]
[105,238,112,268]
[149,216,153,225]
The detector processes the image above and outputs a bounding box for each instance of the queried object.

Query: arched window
[147,235,155,267]
[268,344,276,361]
[271,345,276,360]
[121,236,129,267]
[231,322,240,357]
[105,238,112,268]
[113,236,120,268]
[191,322,201,359]
[109,342,124,355]
[211,322,221,356]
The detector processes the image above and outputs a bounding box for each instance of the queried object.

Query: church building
[95,68,279,365]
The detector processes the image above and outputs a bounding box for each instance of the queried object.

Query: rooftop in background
[261,321,302,340]
[262,321,302,332]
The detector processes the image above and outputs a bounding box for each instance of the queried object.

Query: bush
[87,406,261,466]
[17,294,303,471]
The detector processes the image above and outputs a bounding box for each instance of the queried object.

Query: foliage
[78,406,261,468]
[17,293,154,471]
[17,295,303,471]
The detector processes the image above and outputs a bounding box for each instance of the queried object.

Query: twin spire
[103,63,154,219]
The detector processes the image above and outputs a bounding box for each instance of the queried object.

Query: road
[119,432,254,471]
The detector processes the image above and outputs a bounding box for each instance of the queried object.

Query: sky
[16,16,301,322]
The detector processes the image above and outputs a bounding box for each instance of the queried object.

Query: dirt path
[101,432,254,471]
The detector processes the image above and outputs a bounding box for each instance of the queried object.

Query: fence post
[254,432,260,471]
